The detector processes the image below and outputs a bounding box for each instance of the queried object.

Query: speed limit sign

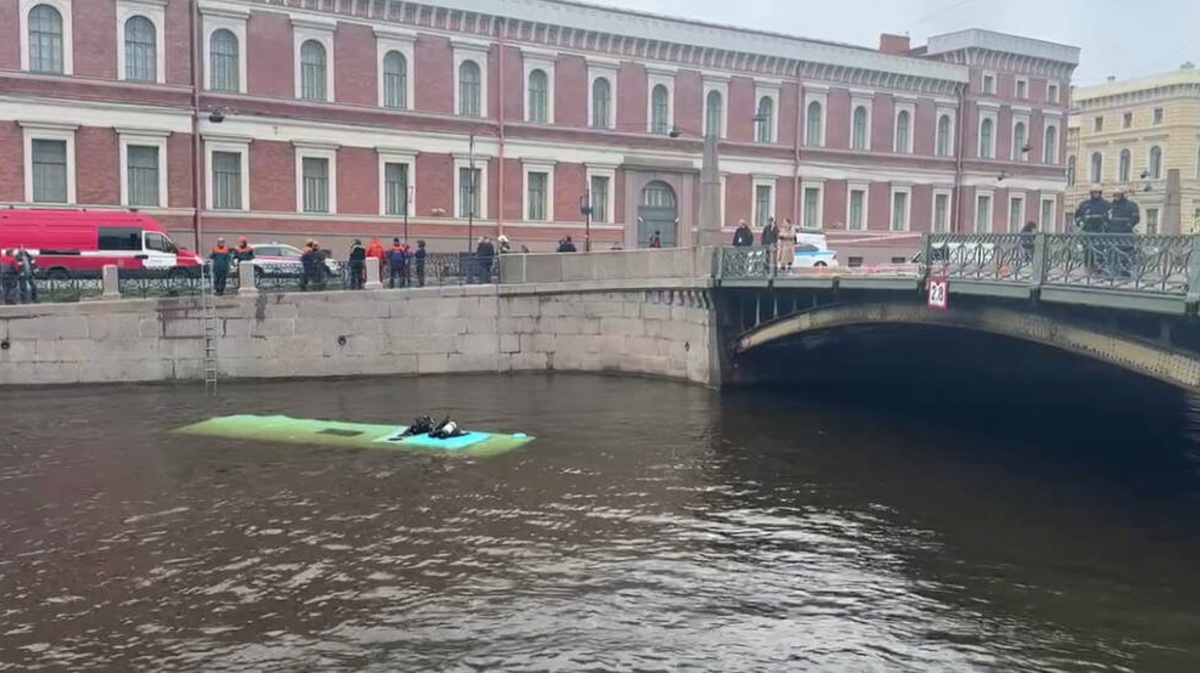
[927,278,949,310]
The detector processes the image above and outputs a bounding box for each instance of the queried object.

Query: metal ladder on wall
[200,261,219,395]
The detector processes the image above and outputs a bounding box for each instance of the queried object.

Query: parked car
[794,243,839,268]
[247,242,343,278]
[0,209,203,278]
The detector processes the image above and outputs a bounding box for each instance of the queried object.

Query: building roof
[1073,64,1200,101]
[924,28,1079,65]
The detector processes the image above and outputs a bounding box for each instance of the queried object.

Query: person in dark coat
[1107,190,1140,278]
[1074,186,1109,273]
[473,236,496,284]
[556,236,577,253]
[760,218,779,247]
[14,244,37,304]
[0,249,18,305]
[414,240,427,287]
[210,238,232,295]
[386,238,407,289]
[732,219,754,247]
[649,230,662,248]
[234,236,255,263]
[300,240,316,291]
[1019,220,1037,262]
[348,239,366,289]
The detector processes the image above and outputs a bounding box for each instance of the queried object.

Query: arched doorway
[638,181,677,248]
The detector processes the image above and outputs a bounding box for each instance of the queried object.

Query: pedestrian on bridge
[1074,185,1110,274]
[732,219,753,247]
[776,218,796,272]
[14,244,37,304]
[1020,221,1037,263]
[1107,190,1141,278]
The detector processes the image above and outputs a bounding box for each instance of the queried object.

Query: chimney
[879,33,911,56]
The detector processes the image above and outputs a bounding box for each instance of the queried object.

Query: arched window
[651,84,670,134]
[1067,155,1076,187]
[458,60,481,116]
[806,101,823,147]
[756,96,774,143]
[28,4,64,74]
[209,29,239,92]
[936,114,951,156]
[528,69,548,123]
[382,50,407,108]
[1119,149,1131,183]
[300,40,327,101]
[641,181,676,207]
[124,16,156,82]
[895,110,911,153]
[1149,145,1162,179]
[1043,125,1057,164]
[851,106,868,150]
[591,77,611,128]
[979,118,994,159]
[705,90,723,138]
[1012,121,1027,161]
[1090,152,1103,184]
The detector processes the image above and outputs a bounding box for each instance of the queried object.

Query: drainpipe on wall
[190,0,203,250]
[793,81,803,225]
[953,83,966,233]
[496,19,507,237]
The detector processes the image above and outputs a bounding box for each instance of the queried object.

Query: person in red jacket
[365,237,386,283]
[0,249,18,305]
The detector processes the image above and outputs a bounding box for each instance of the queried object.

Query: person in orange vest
[0,248,18,305]
[386,237,407,288]
[365,237,386,283]
[234,236,255,263]
[210,237,232,295]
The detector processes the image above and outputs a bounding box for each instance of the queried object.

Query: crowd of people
[731,217,798,271]
[0,244,38,304]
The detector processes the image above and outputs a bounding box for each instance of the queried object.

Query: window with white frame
[890,187,910,232]
[1067,155,1076,186]
[376,27,414,110]
[1015,78,1028,100]
[383,161,411,216]
[118,130,168,208]
[523,162,554,221]
[1149,145,1163,179]
[206,139,248,211]
[207,28,240,92]
[847,185,867,231]
[454,156,488,219]
[293,18,334,102]
[755,88,778,143]
[458,61,482,116]
[586,165,616,224]
[1093,116,1103,132]
[975,193,993,233]
[1043,123,1058,163]
[802,184,823,230]
[453,42,489,118]
[294,144,338,214]
[933,190,951,232]
[648,76,673,135]
[121,15,156,83]
[978,114,996,159]
[1012,119,1028,161]
[936,113,953,156]
[851,104,870,150]
[523,53,556,124]
[1008,194,1024,232]
[202,3,247,92]
[587,61,617,130]
[21,121,76,204]
[1122,111,1133,129]
[1090,152,1103,184]
[1040,196,1055,232]
[1145,208,1159,235]
[23,1,72,75]
[752,178,774,229]
[894,106,913,154]
[1047,82,1059,104]
[1153,107,1164,125]
[805,93,825,147]
[703,77,728,139]
[1119,149,1131,183]
[981,72,995,94]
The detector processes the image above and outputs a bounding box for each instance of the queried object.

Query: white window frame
[20,120,77,204]
[702,74,729,139]
[1145,207,1159,234]
[453,40,490,118]
[974,190,994,233]
[1011,113,1030,162]
[293,142,338,214]
[522,159,555,222]
[893,101,915,154]
[1007,193,1025,233]
[376,147,416,217]
[1148,146,1164,180]
[586,59,618,130]
[203,136,249,211]
[117,128,169,208]
[889,184,912,232]
[803,91,827,148]
[935,107,956,156]
[981,71,996,95]
[846,182,869,231]
[375,26,415,110]
[977,107,998,159]
[849,94,873,151]
[453,154,489,220]
[293,17,336,103]
[116,0,166,84]
[751,176,776,229]
[1090,151,1105,184]
[1042,119,1060,164]
[800,180,824,230]
[200,3,248,94]
[932,187,953,233]
[1152,107,1164,125]
[1014,77,1029,100]
[1046,82,1060,104]
[754,83,781,143]
[1039,194,1057,232]
[522,50,556,124]
[646,67,676,134]
[585,164,617,224]
[19,0,74,75]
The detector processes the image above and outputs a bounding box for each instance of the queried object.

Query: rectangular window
[890,191,908,232]
[301,157,329,213]
[754,184,771,229]
[98,226,142,251]
[1146,208,1159,235]
[975,195,992,233]
[590,175,609,223]
[1016,79,1027,99]
[1153,108,1164,125]
[803,187,820,229]
[848,189,865,231]
[1047,83,1059,103]
[1093,116,1103,132]
[211,151,242,210]
[384,162,409,216]
[1123,112,1132,129]
[1008,196,1024,233]
[982,74,995,94]
[31,139,68,203]
[527,171,547,221]
[1041,198,1054,232]
[459,167,481,218]
[126,145,159,207]
[934,193,949,233]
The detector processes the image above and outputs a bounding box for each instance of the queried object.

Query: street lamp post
[404,184,413,244]
[467,133,475,252]
[579,190,593,252]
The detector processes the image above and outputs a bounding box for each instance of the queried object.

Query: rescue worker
[472,235,496,284]
[210,237,232,295]
[0,249,18,305]
[366,237,386,281]
[14,244,38,304]
[1107,189,1141,278]
[497,234,512,254]
[1074,185,1109,273]
[347,239,366,290]
[732,219,754,247]
[414,240,427,287]
[234,236,255,263]
[430,416,467,439]
[386,237,407,289]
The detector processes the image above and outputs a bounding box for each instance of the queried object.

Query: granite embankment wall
[0,279,720,387]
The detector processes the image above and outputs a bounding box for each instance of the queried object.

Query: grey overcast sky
[593,0,1198,86]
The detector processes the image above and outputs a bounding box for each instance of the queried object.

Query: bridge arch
[732,302,1200,391]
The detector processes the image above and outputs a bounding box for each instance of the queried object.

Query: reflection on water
[2,340,1200,671]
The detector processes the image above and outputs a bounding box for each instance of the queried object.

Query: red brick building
[0,0,1079,259]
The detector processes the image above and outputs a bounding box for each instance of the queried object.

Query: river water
[3,340,1200,671]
